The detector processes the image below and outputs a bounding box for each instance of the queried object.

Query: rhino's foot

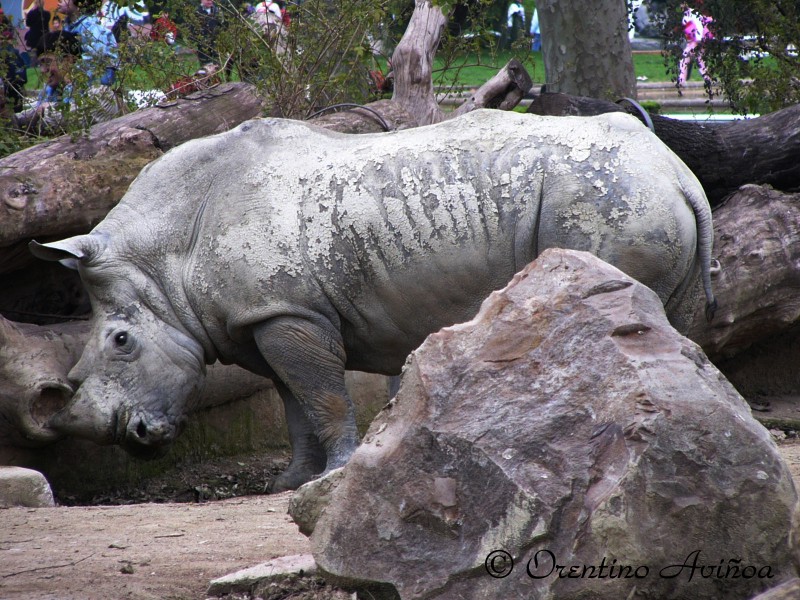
[323,436,360,473]
[268,465,321,493]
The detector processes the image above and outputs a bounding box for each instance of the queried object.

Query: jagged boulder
[293,248,800,600]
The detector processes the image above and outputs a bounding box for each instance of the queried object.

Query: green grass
[429,48,676,89]
[25,47,676,94]
[24,51,201,92]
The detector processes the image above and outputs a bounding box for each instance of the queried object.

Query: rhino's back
[115,112,536,352]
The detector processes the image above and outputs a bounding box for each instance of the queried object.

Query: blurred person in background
[59,0,119,85]
[13,29,121,134]
[1,11,28,113]
[194,0,222,66]
[25,0,52,61]
[100,0,150,42]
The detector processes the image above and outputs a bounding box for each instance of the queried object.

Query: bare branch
[451,58,534,117]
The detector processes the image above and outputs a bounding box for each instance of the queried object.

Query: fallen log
[0,313,275,448]
[307,58,533,134]
[686,185,800,361]
[0,316,86,447]
[527,92,800,205]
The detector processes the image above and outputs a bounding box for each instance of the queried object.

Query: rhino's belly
[332,248,522,374]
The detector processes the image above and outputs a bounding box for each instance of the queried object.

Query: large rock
[752,578,800,599]
[296,248,800,600]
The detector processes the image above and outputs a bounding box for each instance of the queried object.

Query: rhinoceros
[30,109,716,491]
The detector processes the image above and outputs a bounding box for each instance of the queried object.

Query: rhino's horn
[29,235,106,269]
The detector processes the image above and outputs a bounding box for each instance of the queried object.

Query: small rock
[770,428,788,441]
[288,468,345,537]
[0,467,55,508]
[206,553,316,597]
[119,561,135,575]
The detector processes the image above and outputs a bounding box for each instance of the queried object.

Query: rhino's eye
[114,332,129,347]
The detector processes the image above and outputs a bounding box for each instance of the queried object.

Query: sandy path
[0,492,308,600]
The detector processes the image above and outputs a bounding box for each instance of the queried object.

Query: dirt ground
[3,439,800,600]
[0,452,345,600]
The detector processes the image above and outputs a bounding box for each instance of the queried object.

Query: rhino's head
[30,235,207,459]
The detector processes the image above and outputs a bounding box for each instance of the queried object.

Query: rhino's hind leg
[268,382,327,493]
[254,316,360,488]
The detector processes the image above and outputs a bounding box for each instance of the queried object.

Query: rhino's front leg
[253,316,360,489]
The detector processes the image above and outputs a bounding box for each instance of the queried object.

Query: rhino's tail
[680,170,717,322]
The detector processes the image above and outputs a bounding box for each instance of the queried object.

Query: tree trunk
[536,0,636,100]
[388,0,449,127]
[305,99,419,134]
[0,316,87,448]
[0,314,290,448]
[527,92,800,204]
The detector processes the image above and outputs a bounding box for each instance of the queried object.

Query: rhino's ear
[29,235,106,270]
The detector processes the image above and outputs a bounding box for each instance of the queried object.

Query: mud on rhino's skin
[29,109,716,491]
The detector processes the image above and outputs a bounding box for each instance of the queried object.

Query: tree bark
[0,314,287,448]
[526,92,800,204]
[686,185,800,362]
[388,0,449,127]
[536,0,636,100]
[307,99,419,134]
[0,316,86,447]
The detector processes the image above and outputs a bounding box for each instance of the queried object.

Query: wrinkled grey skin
[30,110,716,491]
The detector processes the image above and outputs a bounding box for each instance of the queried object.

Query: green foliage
[0,127,37,156]
[139,0,402,117]
[214,0,391,117]
[661,0,800,114]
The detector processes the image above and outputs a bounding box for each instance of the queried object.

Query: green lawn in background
[24,47,676,94]
[432,48,675,89]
